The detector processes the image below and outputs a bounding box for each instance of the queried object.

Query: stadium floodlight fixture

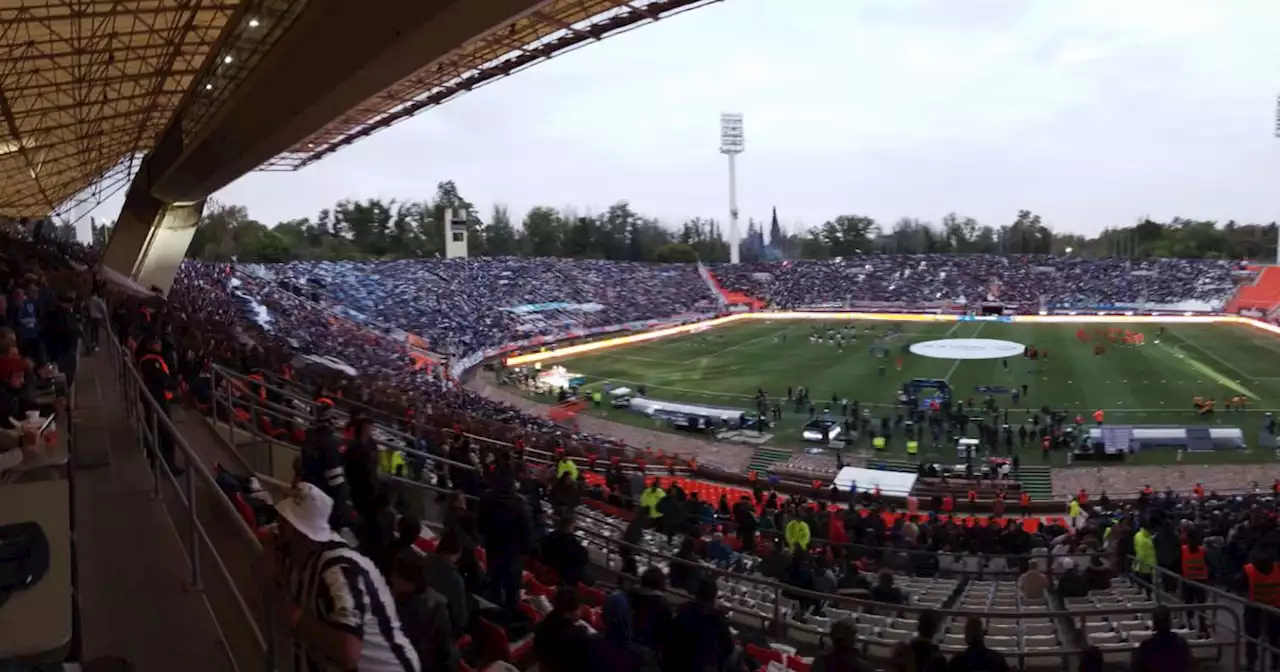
[248,17,261,28]
[1275,93,1280,136]
[720,113,744,154]
[719,113,744,264]
[1275,94,1280,138]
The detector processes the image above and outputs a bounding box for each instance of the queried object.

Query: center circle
[909,338,1027,360]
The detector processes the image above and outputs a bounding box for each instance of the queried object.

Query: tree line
[86,180,1280,263]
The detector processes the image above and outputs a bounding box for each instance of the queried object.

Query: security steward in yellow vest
[137,337,183,475]
[873,436,886,451]
[784,517,811,552]
[378,446,407,478]
[1244,553,1280,670]
[556,456,579,482]
[906,439,919,457]
[640,480,666,522]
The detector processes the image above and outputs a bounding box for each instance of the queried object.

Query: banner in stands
[502,302,603,315]
[1047,300,1222,313]
[798,300,967,313]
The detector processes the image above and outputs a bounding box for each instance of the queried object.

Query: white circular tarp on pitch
[909,338,1026,360]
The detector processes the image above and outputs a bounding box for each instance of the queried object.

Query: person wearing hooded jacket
[619,508,650,577]
[627,567,673,651]
[1132,519,1157,596]
[812,618,872,672]
[477,473,532,612]
[1151,513,1181,594]
[587,592,659,672]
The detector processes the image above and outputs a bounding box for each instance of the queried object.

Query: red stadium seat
[746,643,784,666]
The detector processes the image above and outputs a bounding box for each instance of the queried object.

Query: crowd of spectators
[711,256,1240,309]
[1,224,1274,672]
[244,258,719,358]
[213,255,1242,369]
[167,261,646,469]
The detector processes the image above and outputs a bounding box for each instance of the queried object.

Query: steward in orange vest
[1181,542,1208,581]
[1245,557,1280,607]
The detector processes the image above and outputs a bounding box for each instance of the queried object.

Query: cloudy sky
[86,0,1280,239]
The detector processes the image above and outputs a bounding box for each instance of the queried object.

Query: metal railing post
[187,466,203,590]
[149,403,161,500]
[771,584,783,636]
[99,319,268,671]
[264,577,278,672]
[249,402,262,472]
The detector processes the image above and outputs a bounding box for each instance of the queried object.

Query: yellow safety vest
[556,459,579,481]
[640,487,666,519]
[873,437,886,451]
[379,450,406,477]
[785,519,811,550]
[906,440,919,455]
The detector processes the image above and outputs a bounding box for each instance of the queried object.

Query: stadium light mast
[720,113,745,264]
[1275,94,1280,264]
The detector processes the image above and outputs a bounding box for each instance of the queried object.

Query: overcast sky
[83,0,1280,240]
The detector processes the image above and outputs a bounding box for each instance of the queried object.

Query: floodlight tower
[720,113,745,264]
[1275,94,1280,265]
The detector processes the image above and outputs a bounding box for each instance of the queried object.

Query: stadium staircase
[1226,266,1280,313]
[1185,426,1214,452]
[745,446,793,476]
[702,267,767,311]
[1015,465,1054,502]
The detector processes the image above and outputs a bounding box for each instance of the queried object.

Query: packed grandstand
[7,230,1280,672]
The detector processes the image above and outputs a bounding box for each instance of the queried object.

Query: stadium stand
[7,229,1278,672]
[1227,266,1280,314]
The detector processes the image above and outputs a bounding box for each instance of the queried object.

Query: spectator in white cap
[266,483,421,672]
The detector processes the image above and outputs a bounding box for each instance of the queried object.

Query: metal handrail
[211,363,692,475]
[250,465,1243,670]
[206,362,699,491]
[203,354,1248,669]
[208,372,1159,567]
[1129,553,1280,665]
[204,368,636,537]
[103,328,272,671]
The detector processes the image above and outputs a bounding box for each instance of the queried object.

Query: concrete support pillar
[102,169,204,295]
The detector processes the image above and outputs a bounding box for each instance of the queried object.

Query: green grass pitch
[519,319,1280,466]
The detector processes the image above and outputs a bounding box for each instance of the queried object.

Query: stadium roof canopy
[0,0,717,218]
[254,0,722,170]
[0,0,290,218]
